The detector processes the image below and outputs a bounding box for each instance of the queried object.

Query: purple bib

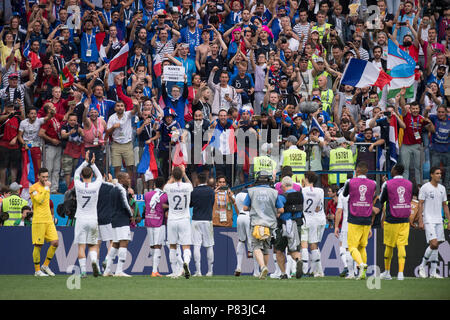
[144,191,167,228]
[348,178,376,217]
[386,178,413,218]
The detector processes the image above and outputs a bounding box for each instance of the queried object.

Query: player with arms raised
[301,171,326,277]
[164,166,194,279]
[73,151,103,278]
[417,167,450,278]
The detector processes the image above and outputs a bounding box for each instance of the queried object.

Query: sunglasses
[135,91,143,94]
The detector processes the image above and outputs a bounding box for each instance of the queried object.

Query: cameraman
[0,100,24,186]
[61,113,84,188]
[13,206,33,226]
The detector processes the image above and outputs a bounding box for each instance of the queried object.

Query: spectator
[0,100,23,186]
[106,99,139,189]
[38,102,72,193]
[60,113,84,188]
[18,108,50,181]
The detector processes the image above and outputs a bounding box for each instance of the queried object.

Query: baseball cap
[311,29,319,34]
[171,7,179,13]
[187,14,196,20]
[9,182,22,192]
[437,64,447,70]
[310,127,320,133]
[156,9,167,16]
[8,73,19,79]
[286,135,298,144]
[292,113,303,120]
[280,75,288,81]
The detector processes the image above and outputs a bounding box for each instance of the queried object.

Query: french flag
[20,148,35,199]
[109,40,133,72]
[389,115,399,165]
[201,124,237,162]
[153,54,163,78]
[23,41,42,69]
[341,58,393,89]
[96,32,109,63]
[310,116,325,137]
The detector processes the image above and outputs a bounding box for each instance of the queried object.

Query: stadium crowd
[0,0,449,215]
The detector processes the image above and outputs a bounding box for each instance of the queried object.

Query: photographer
[212,175,237,227]
[0,100,23,186]
[1,182,29,226]
[13,206,33,226]
[61,113,84,189]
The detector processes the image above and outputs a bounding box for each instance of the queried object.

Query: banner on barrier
[0,227,376,276]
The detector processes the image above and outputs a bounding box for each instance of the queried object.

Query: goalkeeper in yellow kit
[30,168,59,276]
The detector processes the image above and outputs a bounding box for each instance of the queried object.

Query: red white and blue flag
[341,58,393,89]
[109,40,133,72]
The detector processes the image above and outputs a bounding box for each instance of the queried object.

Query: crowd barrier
[0,227,448,277]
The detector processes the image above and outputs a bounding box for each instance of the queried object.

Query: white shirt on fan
[418,182,447,224]
[164,181,193,221]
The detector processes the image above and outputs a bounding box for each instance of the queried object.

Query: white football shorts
[191,220,214,247]
[74,219,99,245]
[112,225,132,242]
[424,223,445,243]
[147,225,166,246]
[98,223,113,242]
[167,218,192,246]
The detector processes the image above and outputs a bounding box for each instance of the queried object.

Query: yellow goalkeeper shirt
[29,182,53,224]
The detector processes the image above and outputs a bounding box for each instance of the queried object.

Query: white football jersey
[302,186,326,223]
[336,191,349,232]
[164,181,193,221]
[418,182,447,224]
[74,161,103,221]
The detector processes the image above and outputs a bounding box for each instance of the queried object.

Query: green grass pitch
[0,275,449,300]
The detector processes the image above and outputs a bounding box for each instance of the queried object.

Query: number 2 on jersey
[173,195,187,210]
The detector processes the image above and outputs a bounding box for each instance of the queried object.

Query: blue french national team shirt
[429,114,450,153]
[80,32,99,63]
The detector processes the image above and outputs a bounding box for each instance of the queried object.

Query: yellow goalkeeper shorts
[32,222,58,245]
[383,221,409,247]
[347,223,371,249]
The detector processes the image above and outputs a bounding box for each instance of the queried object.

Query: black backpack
[284,191,304,214]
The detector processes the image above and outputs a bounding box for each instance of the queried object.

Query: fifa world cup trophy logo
[359,185,367,202]
[397,186,406,203]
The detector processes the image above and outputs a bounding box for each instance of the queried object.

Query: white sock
[88,250,98,267]
[340,246,348,268]
[236,241,246,270]
[315,249,323,274]
[194,245,201,273]
[115,248,127,274]
[176,246,184,270]
[169,249,178,274]
[273,253,281,275]
[301,248,309,274]
[79,258,86,274]
[311,249,320,274]
[429,249,439,275]
[152,248,161,273]
[206,246,214,273]
[286,255,294,275]
[421,246,433,268]
[183,248,191,265]
[253,257,260,275]
[104,247,118,274]
[346,251,354,275]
